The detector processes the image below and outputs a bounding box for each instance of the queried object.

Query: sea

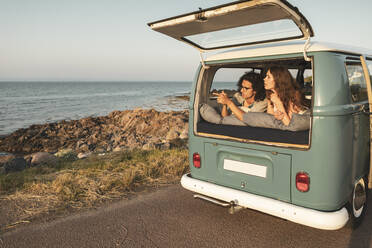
[0,81,192,136]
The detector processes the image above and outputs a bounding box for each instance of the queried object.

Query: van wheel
[346,177,368,229]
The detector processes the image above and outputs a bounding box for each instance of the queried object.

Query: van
[148,0,372,230]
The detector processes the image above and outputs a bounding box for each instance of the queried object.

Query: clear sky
[0,0,371,82]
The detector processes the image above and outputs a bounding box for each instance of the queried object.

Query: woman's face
[264,70,275,90]
[240,80,255,100]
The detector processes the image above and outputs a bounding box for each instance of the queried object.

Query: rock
[77,152,92,159]
[77,144,89,153]
[2,157,27,174]
[54,148,73,157]
[31,152,57,166]
[95,147,106,153]
[160,142,171,150]
[23,154,32,166]
[54,148,77,160]
[113,146,124,152]
[179,128,188,139]
[142,143,155,150]
[169,138,187,148]
[0,153,16,166]
[166,129,179,141]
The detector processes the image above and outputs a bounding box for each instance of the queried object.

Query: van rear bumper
[181,173,349,230]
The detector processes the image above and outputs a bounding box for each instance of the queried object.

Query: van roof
[205,41,372,62]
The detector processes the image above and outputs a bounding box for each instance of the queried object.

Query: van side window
[366,58,372,84]
[345,60,368,102]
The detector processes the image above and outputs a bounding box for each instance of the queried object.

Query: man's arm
[221,104,229,117]
[217,93,245,121]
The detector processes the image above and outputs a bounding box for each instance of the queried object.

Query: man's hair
[237,71,266,101]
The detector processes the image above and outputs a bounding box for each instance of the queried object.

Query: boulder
[55,148,73,157]
[31,152,57,166]
[142,143,155,150]
[54,148,77,160]
[113,146,124,152]
[2,157,27,174]
[77,152,92,159]
[166,129,179,141]
[23,154,32,166]
[179,128,188,139]
[0,153,16,166]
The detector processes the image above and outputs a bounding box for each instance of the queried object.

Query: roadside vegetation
[0,148,189,230]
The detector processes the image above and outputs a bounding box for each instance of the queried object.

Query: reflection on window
[367,60,372,84]
[185,19,302,49]
[345,62,367,102]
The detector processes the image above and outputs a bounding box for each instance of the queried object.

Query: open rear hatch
[148,0,313,50]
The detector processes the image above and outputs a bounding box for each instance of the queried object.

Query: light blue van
[149,0,372,230]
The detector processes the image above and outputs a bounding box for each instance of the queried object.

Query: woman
[264,66,308,126]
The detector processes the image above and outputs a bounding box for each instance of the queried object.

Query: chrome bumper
[181,173,349,230]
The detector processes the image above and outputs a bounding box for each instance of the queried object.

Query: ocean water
[0,81,191,136]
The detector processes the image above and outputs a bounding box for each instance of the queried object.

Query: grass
[0,148,189,228]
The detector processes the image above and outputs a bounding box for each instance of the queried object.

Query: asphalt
[1,185,371,248]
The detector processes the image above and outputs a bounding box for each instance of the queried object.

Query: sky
[0,0,371,82]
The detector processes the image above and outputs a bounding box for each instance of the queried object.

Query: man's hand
[216,91,231,105]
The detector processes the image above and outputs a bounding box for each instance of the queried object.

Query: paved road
[1,185,371,248]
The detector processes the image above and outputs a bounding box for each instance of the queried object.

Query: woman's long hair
[268,66,305,113]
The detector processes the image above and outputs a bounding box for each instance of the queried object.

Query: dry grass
[0,148,189,230]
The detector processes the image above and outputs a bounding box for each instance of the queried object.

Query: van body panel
[313,52,351,107]
[291,115,353,210]
[204,143,291,202]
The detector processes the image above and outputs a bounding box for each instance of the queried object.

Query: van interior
[195,57,312,147]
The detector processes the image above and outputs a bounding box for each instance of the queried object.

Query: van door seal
[199,51,210,69]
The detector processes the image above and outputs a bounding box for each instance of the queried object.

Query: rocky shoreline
[0,108,189,174]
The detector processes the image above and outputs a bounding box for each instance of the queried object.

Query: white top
[240,98,268,113]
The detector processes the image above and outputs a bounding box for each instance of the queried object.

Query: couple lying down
[200,67,310,132]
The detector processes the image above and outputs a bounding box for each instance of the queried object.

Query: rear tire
[346,177,368,229]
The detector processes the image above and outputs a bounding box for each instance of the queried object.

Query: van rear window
[195,58,312,146]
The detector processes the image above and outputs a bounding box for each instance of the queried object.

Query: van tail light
[193,153,201,168]
[296,172,310,192]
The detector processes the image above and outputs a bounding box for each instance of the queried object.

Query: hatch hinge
[303,37,311,62]
[200,51,210,69]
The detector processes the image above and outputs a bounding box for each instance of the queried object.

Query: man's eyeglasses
[241,86,253,91]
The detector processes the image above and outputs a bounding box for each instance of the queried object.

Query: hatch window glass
[345,61,368,102]
[185,19,302,49]
[367,58,372,83]
[197,58,312,146]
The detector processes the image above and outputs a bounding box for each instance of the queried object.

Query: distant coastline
[0,81,191,136]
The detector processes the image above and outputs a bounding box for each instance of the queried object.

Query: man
[200,71,267,125]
